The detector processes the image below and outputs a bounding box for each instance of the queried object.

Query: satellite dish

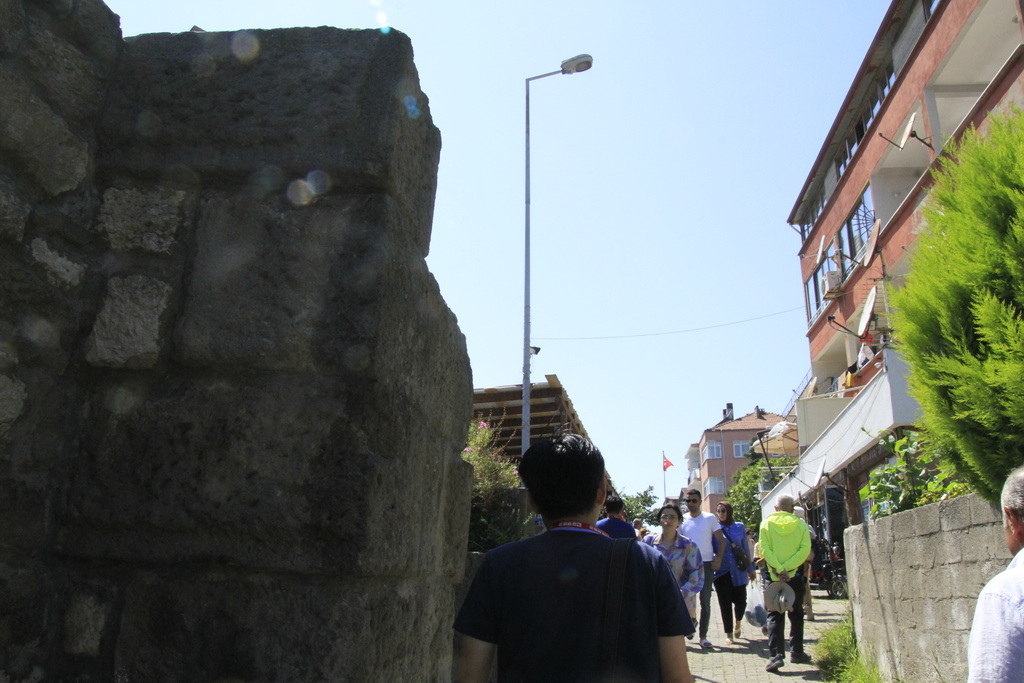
[897,112,917,149]
[814,235,825,267]
[858,286,878,337]
[860,219,881,268]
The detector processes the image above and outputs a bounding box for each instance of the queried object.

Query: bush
[462,421,530,552]
[891,107,1024,501]
[814,613,885,682]
[858,430,972,519]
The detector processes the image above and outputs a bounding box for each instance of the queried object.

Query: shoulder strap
[600,538,633,677]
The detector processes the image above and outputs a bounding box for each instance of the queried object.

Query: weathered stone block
[939,493,972,531]
[911,498,941,536]
[0,69,88,195]
[29,237,84,288]
[115,573,456,681]
[65,0,122,68]
[97,186,190,253]
[0,372,26,435]
[0,175,30,242]
[63,593,107,656]
[0,0,25,55]
[22,25,106,122]
[970,493,1002,527]
[85,275,172,368]
[99,27,440,255]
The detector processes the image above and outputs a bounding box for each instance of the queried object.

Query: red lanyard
[549,520,610,536]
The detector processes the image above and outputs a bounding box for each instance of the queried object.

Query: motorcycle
[810,541,848,599]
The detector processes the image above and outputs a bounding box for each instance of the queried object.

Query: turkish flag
[663,455,674,471]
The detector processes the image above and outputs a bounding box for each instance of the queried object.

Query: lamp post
[522,54,593,456]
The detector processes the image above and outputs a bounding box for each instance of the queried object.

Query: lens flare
[106,385,141,415]
[306,170,331,195]
[251,165,284,196]
[376,11,390,33]
[403,95,421,120]
[287,179,312,206]
[231,31,260,64]
[19,316,59,350]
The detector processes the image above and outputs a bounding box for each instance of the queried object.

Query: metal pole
[522,65,586,456]
[522,76,531,457]
[522,69,559,457]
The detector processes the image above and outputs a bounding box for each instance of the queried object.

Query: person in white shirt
[681,488,725,648]
[968,464,1024,682]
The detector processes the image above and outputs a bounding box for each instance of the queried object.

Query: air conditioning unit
[822,270,843,299]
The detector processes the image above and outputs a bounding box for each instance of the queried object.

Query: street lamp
[522,54,593,456]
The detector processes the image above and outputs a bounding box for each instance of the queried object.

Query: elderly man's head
[1002,465,1024,555]
[776,494,796,513]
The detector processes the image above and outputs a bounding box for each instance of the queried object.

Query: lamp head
[561,54,593,74]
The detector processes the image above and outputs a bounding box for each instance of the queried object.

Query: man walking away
[759,494,811,673]
[597,496,637,539]
[968,464,1024,682]
[454,434,694,682]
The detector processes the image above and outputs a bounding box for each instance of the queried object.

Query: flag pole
[662,450,667,500]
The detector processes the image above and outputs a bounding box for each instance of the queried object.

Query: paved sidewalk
[686,589,849,682]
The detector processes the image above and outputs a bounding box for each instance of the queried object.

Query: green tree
[891,107,1024,501]
[461,421,530,552]
[727,453,797,529]
[617,485,660,527]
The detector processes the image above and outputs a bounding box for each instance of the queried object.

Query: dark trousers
[767,574,806,659]
[713,574,747,635]
[698,562,714,639]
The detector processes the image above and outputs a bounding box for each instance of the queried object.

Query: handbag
[724,527,750,570]
[731,540,750,570]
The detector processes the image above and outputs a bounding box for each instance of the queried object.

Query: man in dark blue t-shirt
[454,434,694,683]
[597,496,640,539]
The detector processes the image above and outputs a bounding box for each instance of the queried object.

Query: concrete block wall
[1,2,472,679]
[846,493,1008,682]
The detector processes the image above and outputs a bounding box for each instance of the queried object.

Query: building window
[841,186,875,269]
[706,477,725,495]
[702,441,722,461]
[733,441,748,458]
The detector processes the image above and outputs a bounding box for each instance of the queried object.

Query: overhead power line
[534,306,803,341]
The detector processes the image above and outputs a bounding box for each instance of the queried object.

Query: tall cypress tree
[891,107,1024,501]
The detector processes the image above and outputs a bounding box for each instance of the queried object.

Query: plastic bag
[745,580,767,628]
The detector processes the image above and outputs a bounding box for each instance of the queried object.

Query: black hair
[604,496,625,515]
[519,433,605,520]
[658,503,683,521]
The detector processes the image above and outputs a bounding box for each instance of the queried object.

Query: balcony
[761,348,920,511]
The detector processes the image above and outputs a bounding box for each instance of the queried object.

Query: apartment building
[762,0,1024,539]
[685,404,785,512]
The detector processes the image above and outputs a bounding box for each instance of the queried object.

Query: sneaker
[700,638,712,649]
[790,652,812,664]
[765,655,784,672]
[726,635,736,644]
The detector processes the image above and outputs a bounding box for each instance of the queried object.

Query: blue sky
[106,1,892,501]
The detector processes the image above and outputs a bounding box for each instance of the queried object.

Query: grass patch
[813,613,886,682]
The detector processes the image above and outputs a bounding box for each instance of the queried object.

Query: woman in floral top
[643,503,704,624]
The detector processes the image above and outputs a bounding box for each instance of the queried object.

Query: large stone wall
[846,493,1009,682]
[1,1,472,679]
